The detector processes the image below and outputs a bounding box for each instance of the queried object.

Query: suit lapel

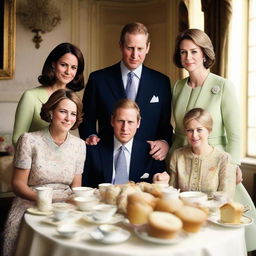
[100,141,114,183]
[107,63,126,100]
[129,140,147,181]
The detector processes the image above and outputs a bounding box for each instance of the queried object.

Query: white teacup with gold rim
[74,196,99,211]
[92,204,117,221]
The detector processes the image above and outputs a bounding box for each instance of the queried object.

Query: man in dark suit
[82,99,167,187]
[79,22,172,161]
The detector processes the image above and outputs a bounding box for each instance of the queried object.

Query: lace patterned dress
[169,146,236,198]
[2,128,86,256]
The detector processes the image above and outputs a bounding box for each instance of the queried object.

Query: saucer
[42,211,82,226]
[26,207,52,216]
[134,225,187,244]
[208,214,253,228]
[90,226,130,244]
[82,212,124,224]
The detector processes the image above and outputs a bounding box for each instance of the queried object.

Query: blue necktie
[114,146,128,184]
[126,72,136,100]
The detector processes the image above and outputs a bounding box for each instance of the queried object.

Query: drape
[201,0,232,76]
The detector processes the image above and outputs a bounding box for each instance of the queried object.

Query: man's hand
[147,140,169,161]
[153,171,170,184]
[236,166,243,184]
[85,135,100,145]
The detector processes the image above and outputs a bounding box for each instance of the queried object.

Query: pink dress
[2,128,86,256]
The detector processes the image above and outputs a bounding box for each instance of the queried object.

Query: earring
[50,113,53,120]
[203,57,206,63]
[52,66,55,72]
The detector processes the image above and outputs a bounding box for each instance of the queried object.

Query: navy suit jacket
[79,62,173,145]
[82,139,167,188]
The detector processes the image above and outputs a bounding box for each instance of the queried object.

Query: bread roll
[138,182,162,197]
[220,202,244,224]
[175,206,207,233]
[155,198,183,213]
[148,211,183,239]
[104,185,121,205]
[127,192,158,208]
[127,201,153,224]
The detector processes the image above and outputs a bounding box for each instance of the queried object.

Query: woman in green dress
[171,28,256,252]
[12,42,85,146]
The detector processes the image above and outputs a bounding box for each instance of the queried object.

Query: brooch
[211,86,220,94]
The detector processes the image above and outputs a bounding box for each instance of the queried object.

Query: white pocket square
[140,173,150,179]
[150,95,159,103]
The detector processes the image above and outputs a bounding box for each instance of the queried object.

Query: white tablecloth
[15,213,247,256]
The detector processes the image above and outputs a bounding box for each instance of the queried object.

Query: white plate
[82,212,124,224]
[134,225,187,244]
[42,211,82,226]
[26,207,53,216]
[208,215,253,228]
[90,226,130,244]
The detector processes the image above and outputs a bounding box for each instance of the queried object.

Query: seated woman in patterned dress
[154,108,236,199]
[2,89,86,256]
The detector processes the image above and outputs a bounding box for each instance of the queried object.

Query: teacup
[72,187,95,197]
[52,206,70,221]
[35,187,53,212]
[179,191,208,205]
[162,187,180,199]
[93,204,117,221]
[74,196,99,211]
[57,224,82,238]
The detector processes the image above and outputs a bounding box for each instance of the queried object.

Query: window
[247,0,256,157]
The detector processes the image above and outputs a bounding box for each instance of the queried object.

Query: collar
[113,136,133,154]
[120,61,142,79]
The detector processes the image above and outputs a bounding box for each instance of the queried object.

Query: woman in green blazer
[12,43,85,146]
[171,28,256,252]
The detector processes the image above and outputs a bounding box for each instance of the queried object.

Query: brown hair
[173,28,215,69]
[119,22,150,46]
[38,43,85,92]
[112,99,141,121]
[40,89,83,130]
[183,108,213,132]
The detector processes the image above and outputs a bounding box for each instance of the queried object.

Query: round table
[14,212,247,256]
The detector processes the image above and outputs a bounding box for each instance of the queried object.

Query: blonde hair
[183,108,213,132]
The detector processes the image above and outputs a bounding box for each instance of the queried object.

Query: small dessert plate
[208,215,253,228]
[82,212,124,224]
[90,225,130,244]
[26,207,52,216]
[134,225,187,245]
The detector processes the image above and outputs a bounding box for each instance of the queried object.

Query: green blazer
[171,73,241,164]
[12,86,49,146]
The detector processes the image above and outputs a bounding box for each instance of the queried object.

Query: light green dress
[12,86,49,146]
[171,73,256,252]
[171,72,240,165]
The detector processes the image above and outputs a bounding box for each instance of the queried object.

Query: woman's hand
[153,171,170,184]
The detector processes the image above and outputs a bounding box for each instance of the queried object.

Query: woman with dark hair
[12,43,85,146]
[3,89,86,256]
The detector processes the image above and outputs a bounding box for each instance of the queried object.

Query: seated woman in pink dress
[154,108,236,199]
[2,89,86,256]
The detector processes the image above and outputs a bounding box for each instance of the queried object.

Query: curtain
[201,0,232,76]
